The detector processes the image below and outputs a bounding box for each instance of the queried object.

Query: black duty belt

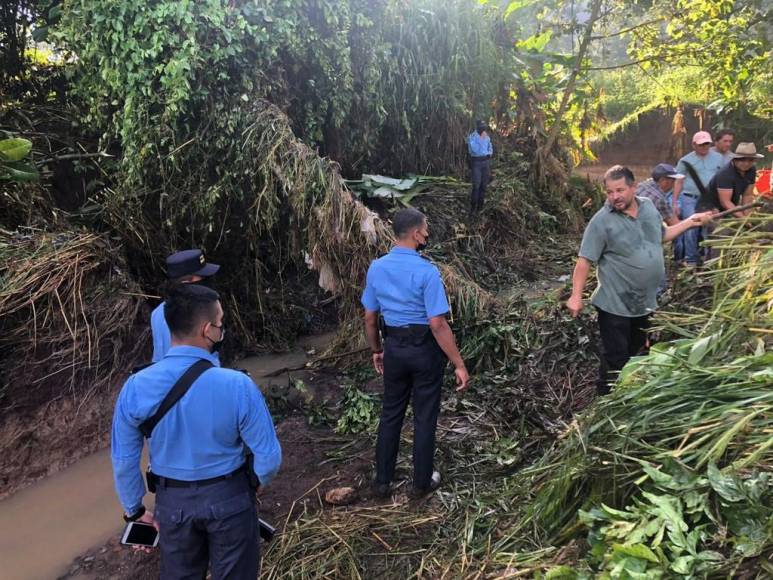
[384,324,430,338]
[154,464,247,489]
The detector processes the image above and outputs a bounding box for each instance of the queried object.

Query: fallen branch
[262,346,370,377]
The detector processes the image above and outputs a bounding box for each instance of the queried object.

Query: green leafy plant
[335,384,379,435]
[578,461,772,577]
[0,137,38,182]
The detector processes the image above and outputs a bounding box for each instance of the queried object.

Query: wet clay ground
[58,412,373,580]
[0,332,359,580]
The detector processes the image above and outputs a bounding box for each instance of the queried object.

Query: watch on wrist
[123,505,146,522]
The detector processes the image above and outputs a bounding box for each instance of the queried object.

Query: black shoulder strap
[139,359,213,438]
[681,161,708,197]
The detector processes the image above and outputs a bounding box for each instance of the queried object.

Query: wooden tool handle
[712,200,765,219]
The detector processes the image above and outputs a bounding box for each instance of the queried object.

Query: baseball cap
[692,131,713,145]
[651,163,684,181]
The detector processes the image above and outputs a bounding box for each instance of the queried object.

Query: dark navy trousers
[376,331,446,490]
[154,473,259,580]
[470,158,491,212]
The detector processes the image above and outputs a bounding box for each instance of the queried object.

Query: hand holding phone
[121,521,159,548]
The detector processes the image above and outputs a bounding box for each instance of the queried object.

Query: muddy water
[0,331,336,580]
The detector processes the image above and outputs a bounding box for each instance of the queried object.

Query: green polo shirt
[579,197,665,317]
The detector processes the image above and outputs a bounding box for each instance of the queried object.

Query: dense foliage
[55,0,512,180]
[494,0,772,159]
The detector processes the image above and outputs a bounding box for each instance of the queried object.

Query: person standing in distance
[362,208,469,498]
[674,131,723,266]
[711,128,735,165]
[566,166,712,395]
[151,249,220,362]
[112,284,281,579]
[467,120,493,216]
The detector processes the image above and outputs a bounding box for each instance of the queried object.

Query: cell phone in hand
[258,518,276,542]
[121,521,159,547]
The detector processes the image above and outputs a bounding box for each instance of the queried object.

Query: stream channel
[0,332,335,580]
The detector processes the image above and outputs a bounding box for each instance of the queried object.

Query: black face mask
[416,233,429,252]
[207,325,225,353]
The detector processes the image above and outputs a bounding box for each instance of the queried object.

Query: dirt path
[0,332,336,580]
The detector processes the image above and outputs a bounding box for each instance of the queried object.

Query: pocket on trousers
[208,492,257,545]
[154,502,183,527]
[210,491,254,520]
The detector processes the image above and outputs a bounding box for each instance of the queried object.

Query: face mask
[207,325,225,353]
[416,233,429,252]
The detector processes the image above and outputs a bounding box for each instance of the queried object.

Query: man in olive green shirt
[566,165,712,395]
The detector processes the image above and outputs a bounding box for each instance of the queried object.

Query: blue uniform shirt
[111,346,281,514]
[467,132,493,158]
[151,302,219,365]
[361,247,450,326]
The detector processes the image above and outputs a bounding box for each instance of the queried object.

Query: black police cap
[166,249,220,280]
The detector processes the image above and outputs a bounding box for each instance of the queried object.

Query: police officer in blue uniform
[151,249,220,362]
[112,284,281,579]
[467,119,493,215]
[362,208,469,498]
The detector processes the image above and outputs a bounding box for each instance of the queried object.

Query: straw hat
[731,143,764,159]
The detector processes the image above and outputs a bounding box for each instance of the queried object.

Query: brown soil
[577,105,713,185]
[0,382,123,501]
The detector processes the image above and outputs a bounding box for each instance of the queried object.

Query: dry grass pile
[98,98,495,351]
[0,228,147,416]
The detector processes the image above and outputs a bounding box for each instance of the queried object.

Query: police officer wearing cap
[112,284,281,578]
[151,249,220,362]
[362,208,469,499]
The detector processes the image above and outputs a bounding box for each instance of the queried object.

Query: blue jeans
[677,194,700,264]
[155,472,259,580]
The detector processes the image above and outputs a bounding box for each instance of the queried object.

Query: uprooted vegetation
[2,0,772,577]
[260,213,773,578]
[0,0,589,498]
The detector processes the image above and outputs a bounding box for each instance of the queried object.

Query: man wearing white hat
[674,131,723,265]
[697,142,764,216]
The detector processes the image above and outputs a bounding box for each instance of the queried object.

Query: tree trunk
[541,0,604,156]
